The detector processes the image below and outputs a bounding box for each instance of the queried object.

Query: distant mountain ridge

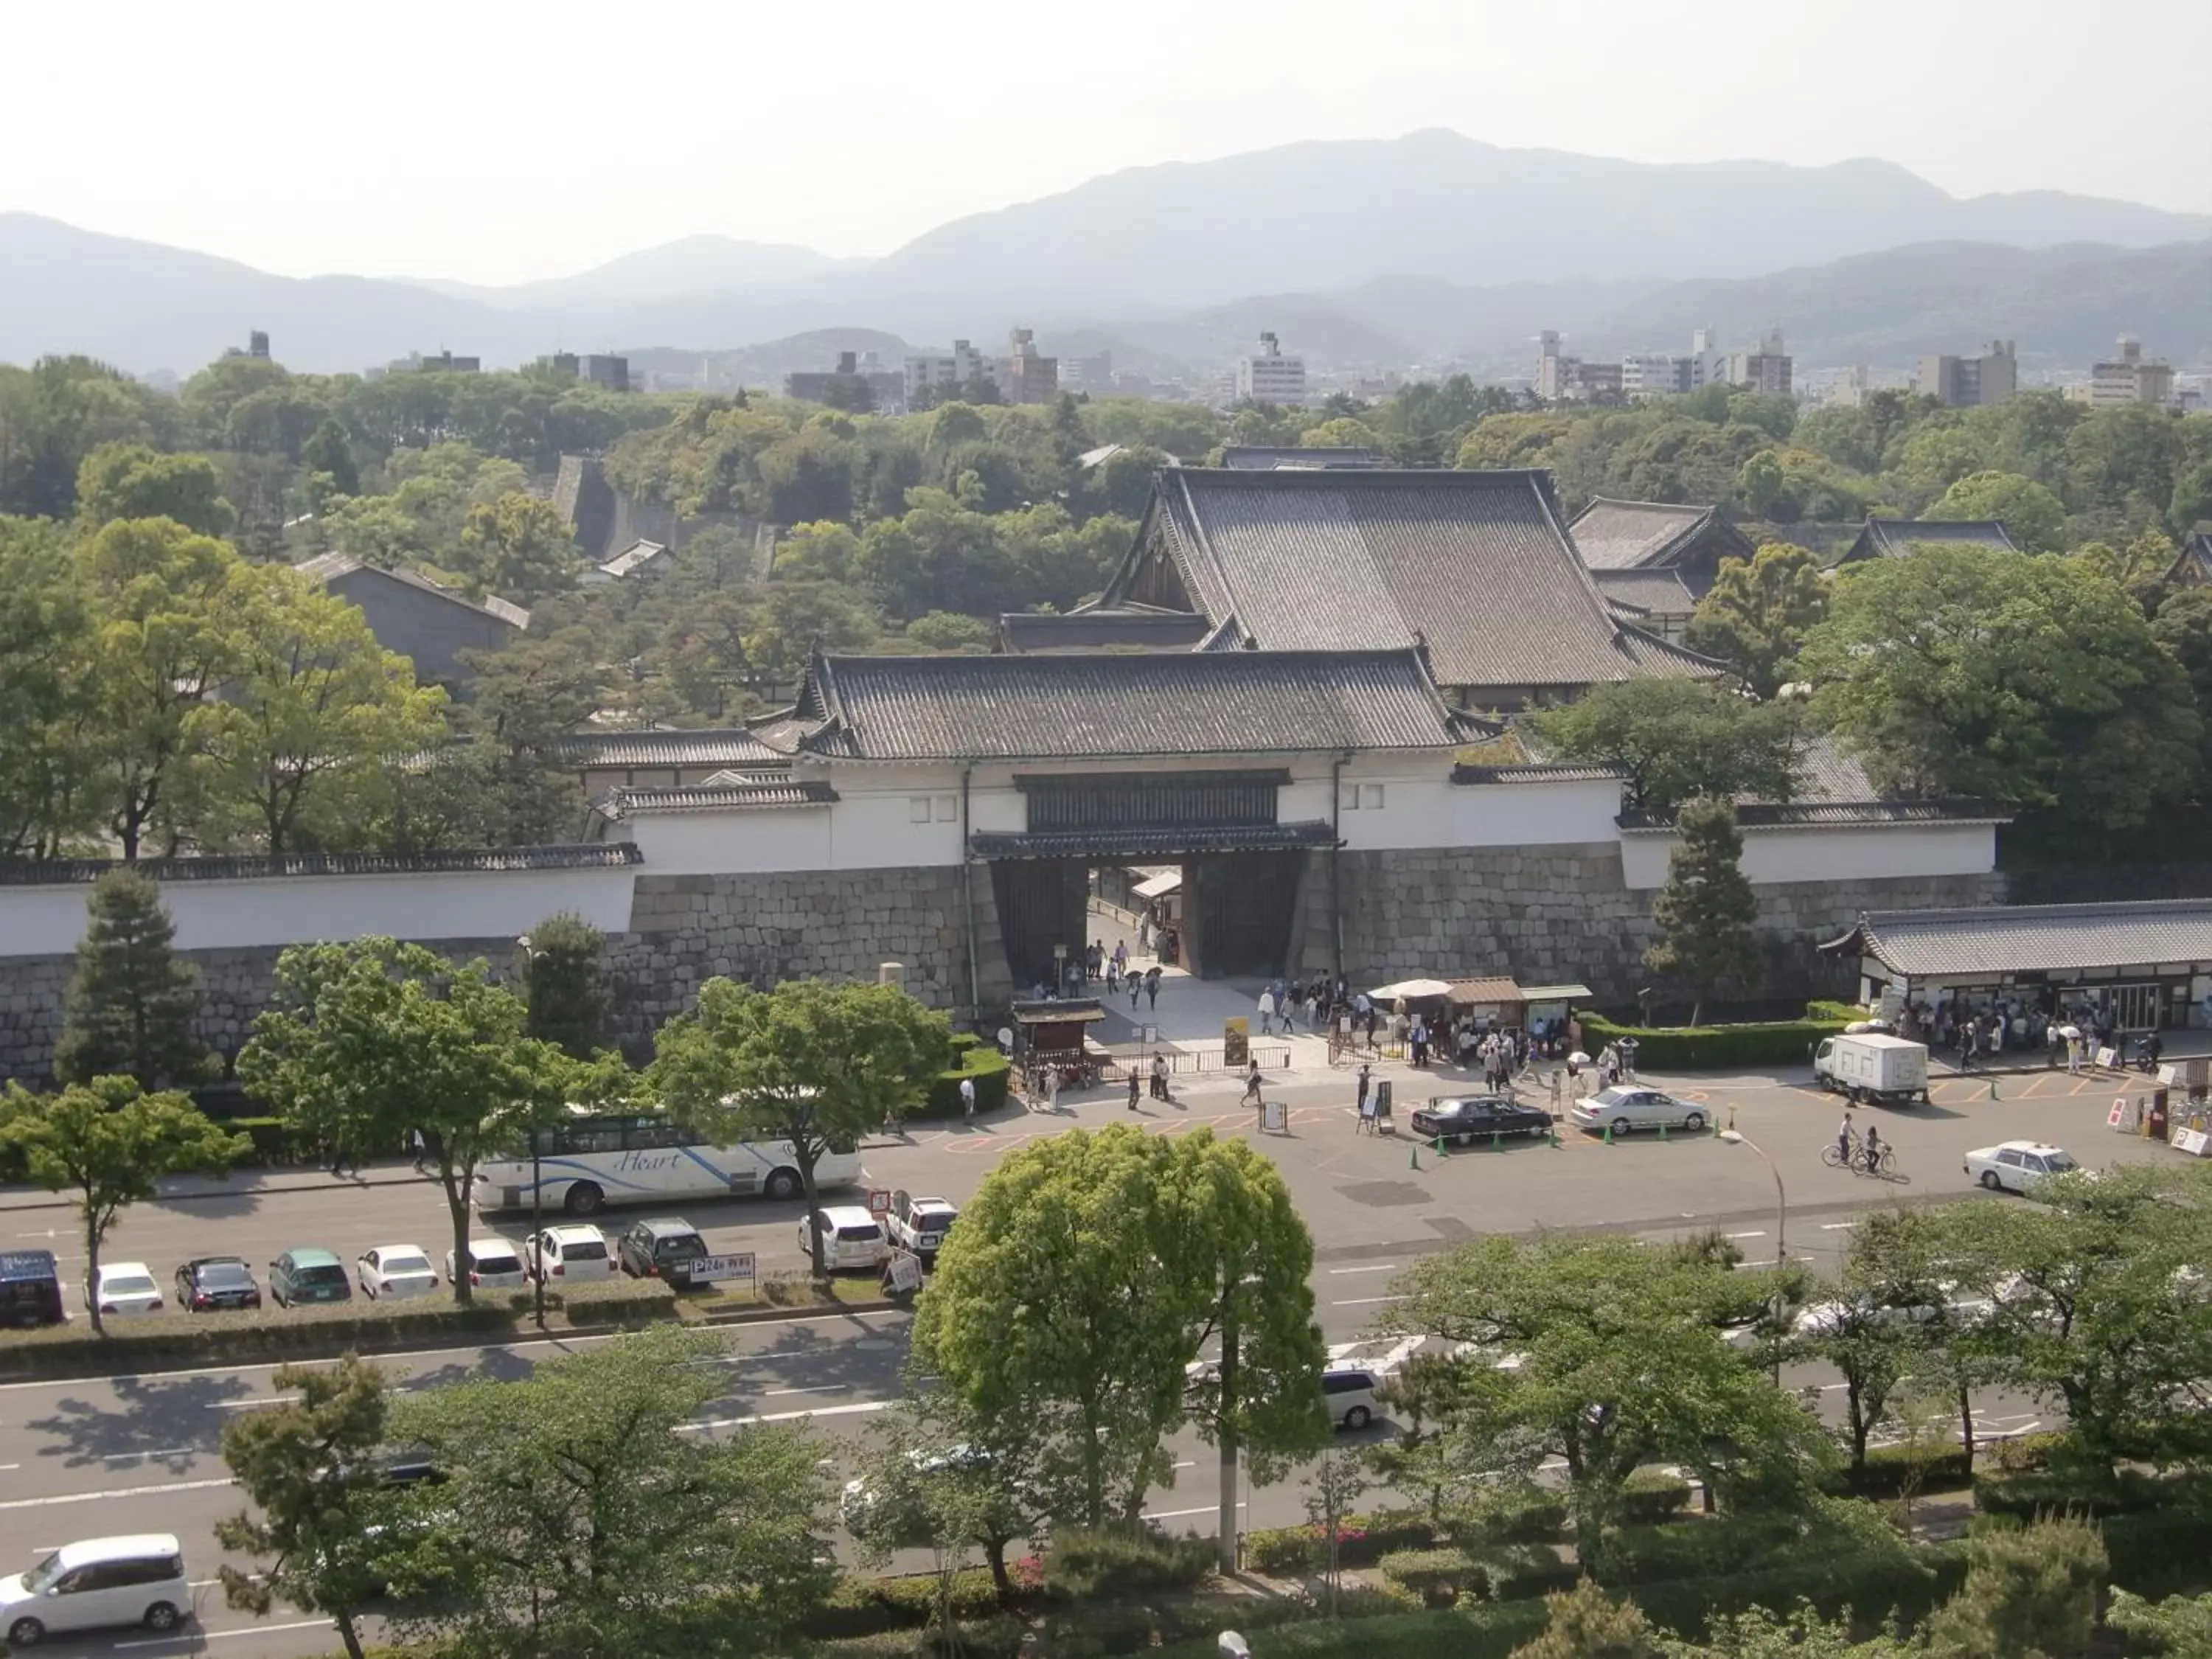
[1,130,2205,374]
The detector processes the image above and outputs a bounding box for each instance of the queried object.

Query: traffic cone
[1550,1127,1562,1148]
[1491,1130,1502,1152]
[1659,1122,1669,1142]
[1409,1142,1420,1171]
[1602,1121,1614,1145]
[1433,1135,1447,1159]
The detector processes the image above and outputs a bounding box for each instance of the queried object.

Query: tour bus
[472,1109,862,1217]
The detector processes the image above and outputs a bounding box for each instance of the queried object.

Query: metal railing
[1091,1045,1292,1080]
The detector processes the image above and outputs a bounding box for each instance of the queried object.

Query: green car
[269,1248,353,1307]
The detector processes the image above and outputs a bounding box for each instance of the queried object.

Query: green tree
[915,1126,1225,1528]
[0,515,102,857]
[2107,1588,2212,1655]
[1671,1604,1912,1657]
[239,939,573,1305]
[455,493,580,604]
[187,566,447,855]
[1927,470,2067,553]
[215,1356,398,1659]
[55,867,214,1088]
[74,441,236,538]
[902,610,998,652]
[390,1324,832,1658]
[1684,542,1826,698]
[650,978,950,1281]
[453,627,607,842]
[846,1402,1043,1608]
[75,515,243,858]
[519,912,607,1060]
[1512,1576,1661,1658]
[1790,1207,1952,1480]
[2073,529,2177,613]
[1644,796,1760,1024]
[1798,545,2202,835]
[301,417,361,498]
[0,1076,246,1332]
[1377,1232,1829,1576]
[1737,450,1790,518]
[1922,1514,2107,1659]
[1297,416,1379,449]
[0,355,172,518]
[1530,681,1801,817]
[2151,585,2212,776]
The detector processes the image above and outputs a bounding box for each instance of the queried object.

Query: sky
[10,0,2209,285]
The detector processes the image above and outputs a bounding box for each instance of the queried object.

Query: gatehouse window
[910,796,934,823]
[936,796,958,821]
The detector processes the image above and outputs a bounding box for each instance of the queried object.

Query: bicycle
[1820,1135,1860,1170]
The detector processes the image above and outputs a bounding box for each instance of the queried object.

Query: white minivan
[800,1206,891,1272]
[1,1534,190,1646]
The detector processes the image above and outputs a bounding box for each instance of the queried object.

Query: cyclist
[1862,1124,1883,1175]
[1837,1110,1854,1165]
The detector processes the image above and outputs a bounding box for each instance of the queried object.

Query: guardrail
[1091,1045,1291,1079]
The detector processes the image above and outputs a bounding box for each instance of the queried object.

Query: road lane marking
[118,1618,333,1649]
[1143,1503,1242,1520]
[103,1448,195,1461]
[1725,1231,1766,1239]
[681,1399,896,1432]
[0,1476,235,1511]
[1820,1222,1856,1231]
[1326,1264,1398,1275]
[1330,1295,1402,1307]
[761,1385,845,1397]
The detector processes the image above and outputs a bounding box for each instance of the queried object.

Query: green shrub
[1151,1604,1552,1659]
[2101,1505,2212,1600]
[1043,1525,1214,1601]
[1627,1542,1962,1639]
[1474,1488,1571,1544]
[1579,1012,1848,1070]
[1621,1470,1694,1524]
[807,1569,1006,1640]
[1806,1000,1872,1024]
[915,1039,1012,1121]
[1244,1512,1441,1576]
[1488,1551,1582,1601]
[1378,1547,1489,1605]
[1829,1442,1973,1500]
[1975,1468,2212,1520]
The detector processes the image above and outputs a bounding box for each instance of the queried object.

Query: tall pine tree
[1643,795,1760,1027]
[519,911,608,1060]
[55,868,214,1088]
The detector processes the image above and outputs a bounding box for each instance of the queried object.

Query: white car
[356,1245,439,1300]
[1963,1141,2079,1196]
[1568,1085,1708,1136]
[445,1239,529,1290]
[88,1262,163,1318]
[529,1225,617,1281]
[800,1206,890,1273]
[0,1534,189,1646]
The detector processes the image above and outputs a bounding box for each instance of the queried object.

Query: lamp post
[515,933,548,1328]
[1719,1128,1787,1379]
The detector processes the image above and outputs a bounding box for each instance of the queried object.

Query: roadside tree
[215,1356,397,1659]
[54,867,213,1089]
[1643,796,1760,1025]
[1790,1207,1953,1481]
[238,939,573,1305]
[390,1324,832,1658]
[1377,1232,1832,1576]
[0,1076,246,1332]
[1684,542,1826,699]
[1528,680,1799,816]
[518,911,608,1060]
[846,1401,1044,1609]
[650,978,950,1282]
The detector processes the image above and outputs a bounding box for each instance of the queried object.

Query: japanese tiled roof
[998,608,1214,654]
[293,552,531,629]
[1826,899,2212,978]
[1566,499,1722,570]
[787,647,1475,762]
[1122,467,1719,691]
[1848,518,2021,560]
[0,845,639,885]
[1592,568,1700,613]
[595,779,838,816]
[558,728,788,770]
[1220,446,1383,470]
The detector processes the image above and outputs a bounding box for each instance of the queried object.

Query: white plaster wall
[1619,823,2000,890]
[623,810,832,874]
[831,789,967,869]
[0,867,639,959]
[1452,781,1624,847]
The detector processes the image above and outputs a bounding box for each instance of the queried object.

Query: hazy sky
[12,0,2208,284]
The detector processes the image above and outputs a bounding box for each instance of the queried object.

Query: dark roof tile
[0,845,639,886]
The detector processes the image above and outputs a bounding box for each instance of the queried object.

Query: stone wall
[1332,844,2006,1005]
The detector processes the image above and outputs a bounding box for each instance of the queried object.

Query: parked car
[840,1444,995,1537]
[800,1206,890,1273]
[444,1239,527,1291]
[617,1217,712,1285]
[1408,1095,1552,1145]
[1320,1337,1422,1431]
[175,1256,262,1312]
[1568,1085,1708,1136]
[0,1533,189,1646]
[528,1225,616,1281]
[885,1192,959,1265]
[0,1250,66,1329]
[269,1248,352,1308]
[1963,1141,2080,1197]
[356,1245,439,1301]
[86,1262,163,1318]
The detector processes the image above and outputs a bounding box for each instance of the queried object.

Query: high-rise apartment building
[2070,337,2177,407]
[1001,328,1060,405]
[1917,341,2017,408]
[902,338,995,407]
[1725,330,1792,397]
[1234,333,1307,406]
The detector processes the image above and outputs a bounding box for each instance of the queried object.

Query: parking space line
[118,1618,333,1649]
[1326,1264,1397,1275]
[1331,1295,1403,1307]
[0,1476,236,1511]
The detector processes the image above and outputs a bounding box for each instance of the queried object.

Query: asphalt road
[0,1060,2180,1657]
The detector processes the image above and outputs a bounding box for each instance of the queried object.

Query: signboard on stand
[2109,1097,2135,1130]
[690,1253,756,1287]
[1223,1017,1251,1068]
[1262,1099,1287,1135]
[886,1251,924,1293]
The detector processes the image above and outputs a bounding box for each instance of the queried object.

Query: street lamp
[1719,1128,1788,1380]
[515,934,548,1328]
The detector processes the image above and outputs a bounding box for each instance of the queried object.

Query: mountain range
[1,130,2206,378]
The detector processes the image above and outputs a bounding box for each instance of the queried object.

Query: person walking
[327,1136,355,1180]
[1355,1062,1371,1123]
[411,1128,431,1175]
[960,1074,977,1124]
[1409,1015,1428,1068]
[1256,987,1276,1037]
[1130,971,1144,1011]
[1837,1110,1854,1164]
[1145,967,1161,1011]
[1242,1060,1264,1109]
[1105,956,1121,993]
[1150,1053,1170,1102]
[1113,940,1128,979]
[1127,1071,1141,1112]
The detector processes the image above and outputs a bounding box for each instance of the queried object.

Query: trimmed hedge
[1579,1010,1849,1071]
[1043,1526,1215,1600]
[1621,1470,1694,1524]
[915,1034,1013,1121]
[1245,1512,1441,1576]
[1829,1442,1974,1500]
[0,1277,678,1381]
[2102,1504,2212,1600]
[1378,1547,1489,1604]
[1807,1000,1874,1024]
[1975,1467,2212,1520]
[1153,1604,1552,1659]
[1627,1541,1965,1640]
[807,1568,1009,1640]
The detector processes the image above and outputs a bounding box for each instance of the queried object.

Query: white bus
[473,1111,863,1217]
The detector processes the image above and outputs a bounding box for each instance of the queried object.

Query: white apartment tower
[1234,332,1307,406]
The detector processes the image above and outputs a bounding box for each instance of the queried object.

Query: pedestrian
[1127,1071,1141,1112]
[1105,957,1121,993]
[1145,967,1161,1011]
[1242,1060,1263,1107]
[1113,940,1128,978]
[2067,1033,2083,1074]
[328,1137,354,1180]
[1355,1062,1371,1119]
[1256,987,1276,1036]
[1837,1110,1854,1164]
[1043,1065,1059,1114]
[411,1128,431,1175]
[1130,971,1144,1010]
[1409,1015,1428,1068]
[1087,941,1103,982]
[960,1074,977,1124]
[1150,1053,1169,1102]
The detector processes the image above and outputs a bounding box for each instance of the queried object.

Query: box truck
[1812,1032,1930,1106]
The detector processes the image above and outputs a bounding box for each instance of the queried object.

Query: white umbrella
[2058,1024,2081,1040]
[1368,978,1453,1001]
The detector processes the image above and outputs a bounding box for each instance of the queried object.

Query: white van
[1,1534,190,1646]
[800,1206,891,1272]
